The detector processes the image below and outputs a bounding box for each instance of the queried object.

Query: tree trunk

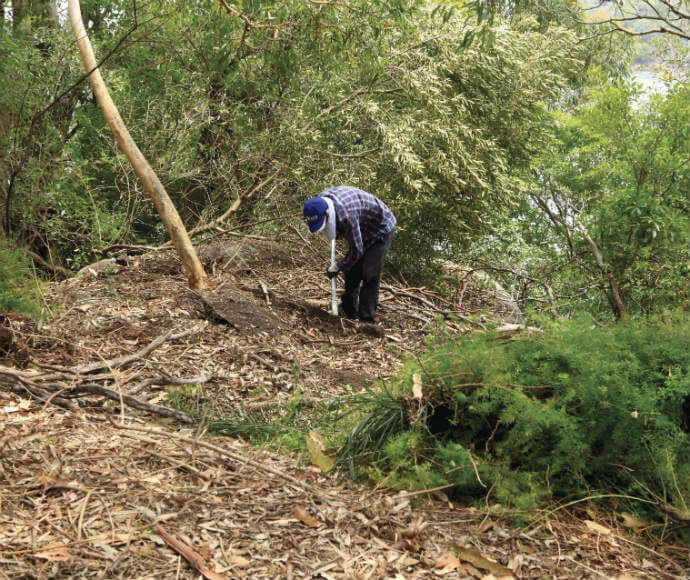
[579,226,628,319]
[67,0,207,289]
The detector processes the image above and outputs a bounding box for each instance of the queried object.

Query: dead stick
[379,303,431,324]
[161,169,281,247]
[72,383,194,423]
[75,326,203,374]
[382,284,485,328]
[658,503,690,521]
[288,224,324,261]
[155,523,227,580]
[13,326,203,384]
[0,370,77,410]
[126,377,158,396]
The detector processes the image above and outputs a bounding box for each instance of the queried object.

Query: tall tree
[284,14,578,276]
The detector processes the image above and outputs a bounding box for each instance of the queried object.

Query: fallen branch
[97,243,164,255]
[382,284,486,329]
[71,383,194,423]
[288,224,324,262]
[75,326,202,375]
[0,325,205,422]
[126,373,215,396]
[27,250,73,278]
[379,303,431,324]
[658,503,690,522]
[2,376,77,410]
[156,523,227,580]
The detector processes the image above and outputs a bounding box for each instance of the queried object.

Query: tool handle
[330,239,338,316]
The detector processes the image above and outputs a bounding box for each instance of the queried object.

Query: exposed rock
[76,258,120,277]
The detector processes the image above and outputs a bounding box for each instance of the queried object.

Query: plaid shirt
[320,186,396,272]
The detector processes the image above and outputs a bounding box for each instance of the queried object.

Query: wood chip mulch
[1,408,687,580]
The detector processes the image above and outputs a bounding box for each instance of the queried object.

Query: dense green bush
[0,240,39,315]
[340,314,690,519]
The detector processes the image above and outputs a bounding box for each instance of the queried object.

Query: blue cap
[303,197,327,233]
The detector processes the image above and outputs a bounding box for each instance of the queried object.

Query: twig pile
[0,326,211,423]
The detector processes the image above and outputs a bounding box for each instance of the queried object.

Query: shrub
[0,240,40,316]
[338,313,690,520]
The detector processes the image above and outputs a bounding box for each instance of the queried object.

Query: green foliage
[166,385,336,454]
[3,0,683,321]
[292,14,578,278]
[336,385,408,477]
[0,9,119,270]
[206,391,310,452]
[0,240,40,315]
[471,71,690,319]
[341,314,690,524]
[2,0,582,280]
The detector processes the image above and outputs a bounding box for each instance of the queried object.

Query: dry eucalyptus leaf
[584,520,612,535]
[229,555,250,568]
[293,505,322,528]
[449,544,515,579]
[306,430,335,473]
[434,553,462,574]
[34,542,72,561]
[620,512,646,530]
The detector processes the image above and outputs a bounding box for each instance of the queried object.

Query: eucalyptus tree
[0,0,81,262]
[1,0,582,284]
[476,0,690,41]
[68,0,207,289]
[44,0,427,248]
[581,0,690,41]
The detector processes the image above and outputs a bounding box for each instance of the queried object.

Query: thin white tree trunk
[67,0,207,289]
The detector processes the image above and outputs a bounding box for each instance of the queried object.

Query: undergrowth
[167,313,690,537]
[336,312,690,530]
[0,240,40,315]
[166,385,337,455]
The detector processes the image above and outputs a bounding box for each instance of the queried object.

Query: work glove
[326,265,339,279]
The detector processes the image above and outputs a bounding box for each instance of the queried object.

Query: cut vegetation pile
[339,315,690,524]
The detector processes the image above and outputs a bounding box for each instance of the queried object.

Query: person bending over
[303,185,396,323]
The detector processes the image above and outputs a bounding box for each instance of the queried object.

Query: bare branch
[160,169,282,247]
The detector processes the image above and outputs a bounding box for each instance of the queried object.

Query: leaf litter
[0,232,687,579]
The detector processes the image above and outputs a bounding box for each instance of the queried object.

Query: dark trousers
[341,229,395,322]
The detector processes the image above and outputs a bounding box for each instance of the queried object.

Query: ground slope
[0,233,687,579]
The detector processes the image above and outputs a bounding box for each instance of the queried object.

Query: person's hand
[326,265,339,279]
